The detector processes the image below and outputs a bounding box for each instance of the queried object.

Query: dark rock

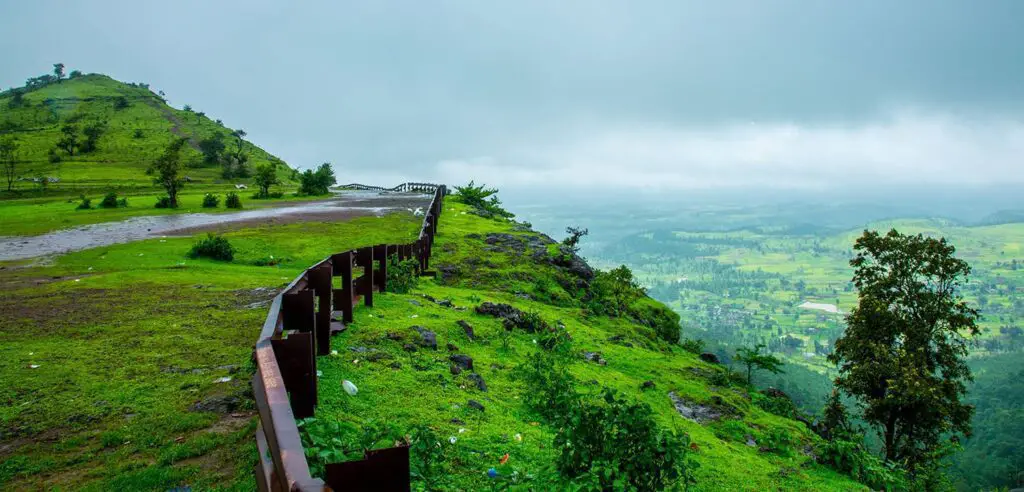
[450,365,463,375]
[476,302,545,333]
[412,326,437,349]
[468,400,485,412]
[390,362,402,369]
[437,299,454,308]
[468,373,487,392]
[745,435,758,447]
[457,320,475,339]
[583,351,607,366]
[450,354,474,371]
[446,342,459,352]
[761,387,790,400]
[641,380,656,390]
[422,294,437,303]
[699,353,721,364]
[450,418,466,425]
[668,391,726,423]
[191,395,242,414]
[366,352,393,362]
[349,346,370,353]
[403,343,417,352]
[386,332,404,341]
[436,264,460,283]
[408,299,422,307]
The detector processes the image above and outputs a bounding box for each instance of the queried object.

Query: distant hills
[0,68,297,191]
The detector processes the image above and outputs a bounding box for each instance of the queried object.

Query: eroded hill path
[0,191,432,261]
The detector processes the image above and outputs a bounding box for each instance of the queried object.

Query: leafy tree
[147,138,188,208]
[231,129,247,155]
[298,163,336,195]
[7,89,25,109]
[1,137,18,191]
[829,229,979,474]
[562,226,588,255]
[53,63,65,82]
[253,163,279,198]
[80,122,106,153]
[182,104,192,112]
[734,344,784,385]
[68,69,82,79]
[198,134,226,165]
[453,181,513,218]
[113,96,130,110]
[56,125,78,155]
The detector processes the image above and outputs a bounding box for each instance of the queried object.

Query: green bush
[681,337,705,355]
[187,234,234,261]
[297,418,399,479]
[99,192,119,209]
[298,163,336,196]
[252,191,284,199]
[517,350,579,424]
[225,192,242,209]
[586,265,643,317]
[117,197,128,207]
[817,439,909,490]
[75,195,91,210]
[554,388,698,490]
[386,255,419,293]
[154,195,172,208]
[408,424,450,489]
[752,391,798,419]
[452,181,513,218]
[201,193,219,208]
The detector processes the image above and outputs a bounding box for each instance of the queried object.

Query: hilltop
[0,68,297,191]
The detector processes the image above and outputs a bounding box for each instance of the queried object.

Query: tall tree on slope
[829,229,979,479]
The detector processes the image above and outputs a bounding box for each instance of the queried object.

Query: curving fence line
[253,185,447,491]
[336,182,443,193]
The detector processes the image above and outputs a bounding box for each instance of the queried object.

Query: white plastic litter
[316,370,323,378]
[214,376,232,383]
[29,364,40,369]
[343,380,358,396]
[449,436,457,444]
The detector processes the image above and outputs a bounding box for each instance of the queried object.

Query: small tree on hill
[734,344,784,385]
[254,163,279,198]
[80,122,106,153]
[231,129,246,155]
[57,125,78,155]
[1,137,18,191]
[829,229,979,475]
[53,63,65,82]
[148,138,188,208]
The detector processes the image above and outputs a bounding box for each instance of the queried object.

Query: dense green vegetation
[0,66,297,192]
[591,217,1024,490]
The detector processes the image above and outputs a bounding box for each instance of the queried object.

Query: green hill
[0,70,297,191]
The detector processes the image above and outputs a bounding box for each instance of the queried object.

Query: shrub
[75,195,92,210]
[188,234,234,261]
[586,265,643,317]
[253,255,283,267]
[99,192,119,209]
[555,388,697,490]
[252,191,284,199]
[225,192,242,209]
[154,195,172,208]
[681,337,705,355]
[452,181,513,219]
[632,300,681,344]
[132,128,144,139]
[752,391,798,419]
[408,424,450,489]
[517,350,579,424]
[117,197,128,208]
[298,418,399,479]
[201,193,219,208]
[386,255,419,293]
[298,163,335,196]
[817,439,909,490]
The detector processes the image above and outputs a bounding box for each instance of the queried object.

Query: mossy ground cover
[0,212,422,490]
[312,201,863,491]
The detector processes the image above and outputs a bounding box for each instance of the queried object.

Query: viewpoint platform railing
[252,184,446,491]
[337,182,442,193]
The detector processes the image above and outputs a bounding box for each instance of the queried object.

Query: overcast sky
[2,0,1023,193]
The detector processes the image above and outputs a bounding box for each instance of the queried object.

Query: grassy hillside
[310,200,863,490]
[0,187,867,489]
[0,71,297,191]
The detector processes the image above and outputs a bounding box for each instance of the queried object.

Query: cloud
[431,110,1024,192]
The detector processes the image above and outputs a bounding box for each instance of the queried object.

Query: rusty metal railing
[252,185,446,491]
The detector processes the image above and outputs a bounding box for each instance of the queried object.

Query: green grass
[0,212,422,490]
[310,201,864,490]
[0,73,297,192]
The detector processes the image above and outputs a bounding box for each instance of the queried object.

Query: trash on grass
[342,380,358,395]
